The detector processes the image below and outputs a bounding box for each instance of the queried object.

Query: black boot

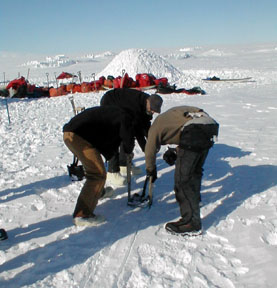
[0,228,8,241]
[165,219,202,236]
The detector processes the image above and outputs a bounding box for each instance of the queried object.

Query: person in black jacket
[63,106,135,226]
[100,88,163,186]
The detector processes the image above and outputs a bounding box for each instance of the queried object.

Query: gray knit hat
[149,94,163,113]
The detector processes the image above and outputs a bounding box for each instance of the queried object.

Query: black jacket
[63,106,135,160]
[100,88,152,152]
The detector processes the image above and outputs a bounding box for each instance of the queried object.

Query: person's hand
[163,147,177,166]
[126,152,134,161]
[146,166,157,183]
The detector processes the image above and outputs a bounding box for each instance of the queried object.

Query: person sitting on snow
[100,88,163,186]
[145,106,219,236]
[63,106,135,226]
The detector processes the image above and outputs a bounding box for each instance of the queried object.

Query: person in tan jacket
[145,106,219,235]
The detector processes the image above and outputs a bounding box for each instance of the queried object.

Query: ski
[127,154,132,203]
[130,85,156,91]
[101,85,156,91]
[202,76,253,82]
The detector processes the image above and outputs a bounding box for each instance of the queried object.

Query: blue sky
[1,0,276,55]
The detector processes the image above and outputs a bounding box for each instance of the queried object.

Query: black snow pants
[108,142,127,173]
[174,147,209,226]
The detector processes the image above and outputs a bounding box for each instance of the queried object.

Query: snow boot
[100,186,114,199]
[120,165,142,176]
[107,172,126,186]
[0,229,8,241]
[73,214,106,227]
[165,219,202,236]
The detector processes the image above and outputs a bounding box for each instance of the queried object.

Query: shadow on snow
[1,144,277,287]
[0,175,71,203]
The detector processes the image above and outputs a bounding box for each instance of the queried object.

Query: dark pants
[108,142,127,172]
[174,147,209,226]
[63,132,106,217]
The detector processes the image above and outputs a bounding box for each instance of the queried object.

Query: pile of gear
[0,70,206,98]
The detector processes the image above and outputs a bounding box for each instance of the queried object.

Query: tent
[56,72,76,80]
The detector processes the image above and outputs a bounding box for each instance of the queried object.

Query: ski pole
[69,96,77,116]
[54,72,58,88]
[27,68,30,80]
[78,71,82,84]
[46,73,49,88]
[141,176,149,199]
[5,98,11,124]
[68,96,79,171]
[127,154,132,203]
[148,176,153,208]
[92,73,97,91]
[120,69,125,88]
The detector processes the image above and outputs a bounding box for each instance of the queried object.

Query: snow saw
[127,154,153,208]
[127,175,153,208]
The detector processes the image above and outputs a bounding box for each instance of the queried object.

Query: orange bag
[49,85,68,97]
[72,84,81,93]
[81,82,92,93]
[66,83,75,92]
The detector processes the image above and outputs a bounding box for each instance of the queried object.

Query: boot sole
[73,217,106,227]
[165,228,203,237]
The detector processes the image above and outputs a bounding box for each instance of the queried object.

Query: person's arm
[145,119,162,172]
[135,116,152,152]
[120,113,135,155]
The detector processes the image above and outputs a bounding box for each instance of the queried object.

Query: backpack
[81,82,92,93]
[136,73,156,87]
[180,112,219,152]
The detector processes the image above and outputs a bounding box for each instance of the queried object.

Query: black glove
[163,147,177,166]
[146,166,157,183]
[126,152,134,161]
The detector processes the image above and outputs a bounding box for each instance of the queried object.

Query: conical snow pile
[97,48,183,82]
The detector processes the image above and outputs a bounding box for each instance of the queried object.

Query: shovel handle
[148,176,153,207]
[126,154,132,202]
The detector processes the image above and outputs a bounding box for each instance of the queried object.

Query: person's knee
[85,169,106,181]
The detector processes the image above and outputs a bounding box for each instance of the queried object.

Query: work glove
[163,147,177,166]
[146,166,157,183]
[126,152,134,161]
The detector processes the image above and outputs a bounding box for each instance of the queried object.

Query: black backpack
[180,122,219,152]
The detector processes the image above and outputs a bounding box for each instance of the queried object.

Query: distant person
[145,106,219,235]
[100,88,163,186]
[63,106,135,226]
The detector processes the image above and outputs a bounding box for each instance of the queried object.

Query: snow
[97,49,182,82]
[1,43,277,288]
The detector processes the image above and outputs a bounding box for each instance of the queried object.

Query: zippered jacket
[145,106,218,171]
[100,88,152,152]
[63,106,135,160]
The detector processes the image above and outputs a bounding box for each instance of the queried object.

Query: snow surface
[0,43,277,288]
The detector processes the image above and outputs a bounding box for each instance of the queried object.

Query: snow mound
[97,48,183,82]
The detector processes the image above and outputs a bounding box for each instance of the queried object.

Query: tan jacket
[145,106,203,171]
